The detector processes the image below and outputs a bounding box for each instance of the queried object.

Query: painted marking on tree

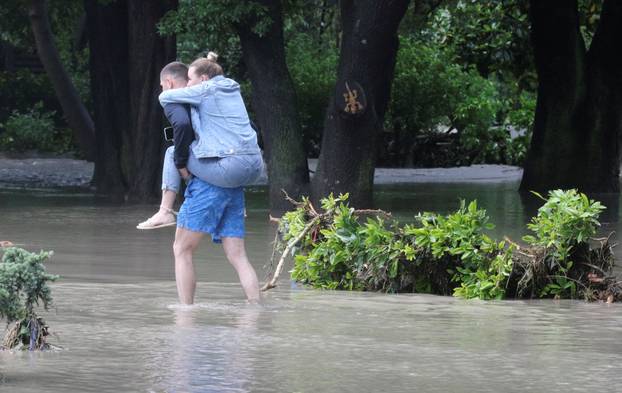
[339,81,366,116]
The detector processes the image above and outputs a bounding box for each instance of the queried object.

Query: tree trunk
[126,0,177,201]
[311,0,410,208]
[85,0,177,201]
[84,0,129,200]
[577,0,622,191]
[28,0,96,161]
[236,0,310,216]
[520,0,621,193]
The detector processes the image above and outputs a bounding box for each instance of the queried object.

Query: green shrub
[0,102,72,153]
[521,190,605,298]
[385,37,508,166]
[523,190,604,260]
[406,201,513,300]
[0,70,60,123]
[0,247,58,323]
[287,194,512,299]
[286,34,338,156]
[0,247,58,350]
[288,194,411,292]
[278,190,615,302]
[503,90,535,165]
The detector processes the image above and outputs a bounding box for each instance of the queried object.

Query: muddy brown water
[1,182,622,392]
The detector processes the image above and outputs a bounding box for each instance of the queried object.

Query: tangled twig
[261,215,321,291]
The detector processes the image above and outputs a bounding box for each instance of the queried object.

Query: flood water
[1,181,622,392]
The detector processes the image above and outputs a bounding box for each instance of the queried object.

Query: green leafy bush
[288,194,411,292]
[0,70,59,123]
[520,190,605,298]
[523,190,604,257]
[277,190,617,302]
[287,194,512,299]
[503,90,535,165]
[406,201,513,300]
[0,102,72,153]
[385,37,508,167]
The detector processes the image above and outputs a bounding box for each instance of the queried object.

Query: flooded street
[1,182,622,392]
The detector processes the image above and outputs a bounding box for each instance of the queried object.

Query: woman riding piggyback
[158,52,263,188]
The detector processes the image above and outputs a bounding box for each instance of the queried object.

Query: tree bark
[311,0,410,208]
[236,0,310,216]
[577,0,622,191]
[85,0,177,201]
[84,0,129,200]
[28,0,96,161]
[126,0,177,201]
[520,0,622,193]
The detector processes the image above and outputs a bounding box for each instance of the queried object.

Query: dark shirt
[163,103,194,169]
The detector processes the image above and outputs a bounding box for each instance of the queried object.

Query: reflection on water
[1,183,622,392]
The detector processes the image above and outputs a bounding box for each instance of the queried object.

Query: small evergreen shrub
[0,247,58,350]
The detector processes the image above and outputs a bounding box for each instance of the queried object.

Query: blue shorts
[176,177,245,243]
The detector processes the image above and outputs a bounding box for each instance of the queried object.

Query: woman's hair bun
[206,51,219,62]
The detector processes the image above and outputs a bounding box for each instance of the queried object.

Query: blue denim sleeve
[158,83,206,106]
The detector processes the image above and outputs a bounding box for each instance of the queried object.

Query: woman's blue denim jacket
[159,75,260,158]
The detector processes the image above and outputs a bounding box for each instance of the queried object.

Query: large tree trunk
[126,0,177,201]
[311,0,410,207]
[84,0,129,200]
[236,0,310,216]
[578,0,622,191]
[28,0,96,161]
[85,0,177,201]
[520,0,621,193]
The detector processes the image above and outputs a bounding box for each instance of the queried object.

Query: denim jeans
[162,145,264,192]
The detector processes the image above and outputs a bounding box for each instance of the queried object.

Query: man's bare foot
[136,206,177,230]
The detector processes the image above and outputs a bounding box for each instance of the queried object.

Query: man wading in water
[147,56,262,304]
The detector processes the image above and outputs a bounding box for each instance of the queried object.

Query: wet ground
[0,156,522,189]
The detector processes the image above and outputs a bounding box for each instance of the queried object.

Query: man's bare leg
[173,227,204,304]
[222,237,261,303]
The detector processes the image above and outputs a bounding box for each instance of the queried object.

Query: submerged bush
[274,190,618,302]
[406,201,513,300]
[0,247,58,350]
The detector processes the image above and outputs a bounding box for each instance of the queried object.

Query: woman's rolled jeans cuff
[162,145,264,191]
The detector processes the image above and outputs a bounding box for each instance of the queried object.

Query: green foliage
[158,0,270,77]
[286,194,512,299]
[281,190,610,301]
[288,194,409,292]
[503,89,535,165]
[523,189,605,261]
[0,247,58,323]
[521,189,605,298]
[406,201,513,300]
[386,37,513,166]
[286,33,337,156]
[0,102,73,153]
[388,38,465,136]
[0,0,88,155]
[421,0,533,82]
[0,70,59,123]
